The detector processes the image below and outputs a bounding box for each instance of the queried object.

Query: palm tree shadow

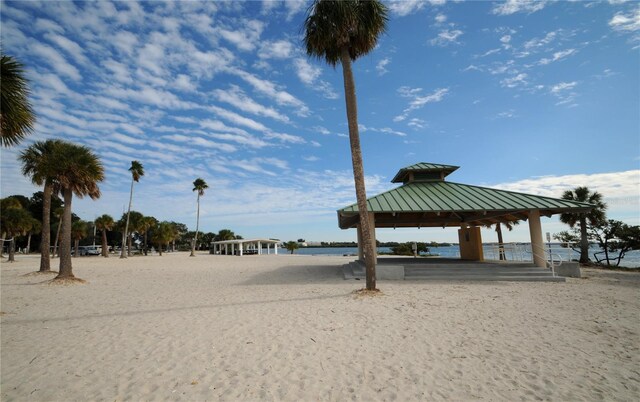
[238,264,344,286]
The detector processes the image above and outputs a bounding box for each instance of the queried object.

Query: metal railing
[483,243,572,277]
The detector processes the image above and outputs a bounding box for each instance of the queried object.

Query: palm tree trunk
[53,215,62,258]
[340,47,376,291]
[56,189,74,279]
[496,223,505,261]
[8,237,16,262]
[579,215,589,264]
[40,182,52,271]
[191,194,200,257]
[121,179,135,259]
[26,233,32,254]
[159,244,163,256]
[102,230,109,257]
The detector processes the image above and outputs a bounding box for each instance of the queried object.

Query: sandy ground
[1,252,638,401]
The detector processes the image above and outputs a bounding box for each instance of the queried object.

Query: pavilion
[337,162,594,268]
[210,239,280,256]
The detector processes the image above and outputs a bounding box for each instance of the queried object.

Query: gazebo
[337,162,593,268]
[210,239,280,256]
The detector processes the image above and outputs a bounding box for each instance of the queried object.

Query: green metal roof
[391,162,459,183]
[337,181,594,229]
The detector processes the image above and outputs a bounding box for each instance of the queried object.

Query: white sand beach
[1,253,638,401]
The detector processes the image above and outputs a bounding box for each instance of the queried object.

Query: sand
[1,252,638,401]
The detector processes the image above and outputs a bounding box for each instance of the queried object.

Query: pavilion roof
[337,173,593,229]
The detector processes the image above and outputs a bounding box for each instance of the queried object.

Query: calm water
[294,245,640,268]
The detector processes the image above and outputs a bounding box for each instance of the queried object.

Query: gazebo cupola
[390,162,460,184]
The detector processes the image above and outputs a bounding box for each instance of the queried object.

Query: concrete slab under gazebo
[210,239,280,256]
[337,162,594,272]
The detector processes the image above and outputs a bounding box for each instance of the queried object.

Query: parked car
[78,246,101,256]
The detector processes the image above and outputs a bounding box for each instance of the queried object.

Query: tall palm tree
[121,160,144,259]
[95,214,114,257]
[20,139,64,271]
[485,221,519,260]
[1,54,35,147]
[560,186,607,264]
[190,178,208,257]
[52,142,104,280]
[71,220,88,257]
[304,0,388,290]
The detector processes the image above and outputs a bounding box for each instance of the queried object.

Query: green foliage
[553,230,580,248]
[193,178,208,196]
[284,241,299,254]
[1,54,35,147]
[589,220,640,267]
[304,0,389,66]
[390,242,429,256]
[129,160,144,182]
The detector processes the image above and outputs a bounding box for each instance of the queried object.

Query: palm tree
[1,54,35,147]
[215,229,237,241]
[560,186,607,264]
[121,161,144,259]
[304,0,388,291]
[139,216,158,256]
[285,241,299,255]
[25,219,41,254]
[485,221,519,260]
[0,202,35,262]
[51,206,64,258]
[190,178,208,257]
[95,214,114,257]
[20,139,64,271]
[71,220,88,257]
[51,142,104,280]
[152,221,174,256]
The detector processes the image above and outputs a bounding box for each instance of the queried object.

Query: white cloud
[538,48,577,65]
[389,0,446,16]
[258,39,294,59]
[500,73,528,88]
[285,0,306,21]
[174,74,198,92]
[430,29,464,46]
[492,0,547,16]
[550,81,577,94]
[394,87,449,121]
[216,19,264,51]
[408,118,427,129]
[609,7,640,32]
[30,43,82,81]
[293,58,338,100]
[232,69,310,115]
[214,85,290,123]
[43,33,89,66]
[163,134,238,153]
[303,156,320,162]
[376,58,391,75]
[435,13,447,24]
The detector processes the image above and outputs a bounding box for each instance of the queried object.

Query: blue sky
[1,0,638,244]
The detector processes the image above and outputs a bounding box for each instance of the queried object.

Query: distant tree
[285,241,299,254]
[590,220,640,267]
[390,242,429,256]
[1,54,35,147]
[553,230,581,251]
[152,221,174,256]
[215,229,236,241]
[25,219,41,254]
[139,216,158,255]
[20,139,65,272]
[52,142,104,281]
[71,220,88,257]
[121,161,144,258]
[95,214,115,257]
[0,202,35,262]
[297,238,306,243]
[304,0,388,291]
[200,232,215,250]
[484,221,519,260]
[191,178,208,257]
[560,187,607,264]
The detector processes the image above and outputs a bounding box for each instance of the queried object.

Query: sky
[1,0,638,244]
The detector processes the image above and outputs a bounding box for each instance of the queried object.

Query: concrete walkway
[343,257,565,282]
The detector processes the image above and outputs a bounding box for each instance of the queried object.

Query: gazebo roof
[337,163,593,229]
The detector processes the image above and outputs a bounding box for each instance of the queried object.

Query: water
[293,245,640,268]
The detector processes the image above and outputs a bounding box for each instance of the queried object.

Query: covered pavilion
[337,162,594,268]
[210,239,280,256]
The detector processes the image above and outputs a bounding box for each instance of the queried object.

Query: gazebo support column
[528,210,546,268]
[239,242,243,256]
[369,212,377,261]
[357,224,364,261]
